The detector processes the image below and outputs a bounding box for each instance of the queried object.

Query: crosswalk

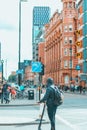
[56,108,87,130]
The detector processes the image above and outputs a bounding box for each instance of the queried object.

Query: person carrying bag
[38,77,60,130]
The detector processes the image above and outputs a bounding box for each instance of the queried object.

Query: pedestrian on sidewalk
[0,82,3,103]
[38,77,58,130]
[3,81,10,104]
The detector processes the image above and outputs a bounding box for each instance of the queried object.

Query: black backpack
[53,87,64,106]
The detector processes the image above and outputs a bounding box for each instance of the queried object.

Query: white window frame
[69,24,73,31]
[64,60,68,68]
[64,25,68,32]
[69,37,73,44]
[64,48,68,56]
[64,37,68,44]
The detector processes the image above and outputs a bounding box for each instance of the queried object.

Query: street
[0,93,87,130]
[0,92,87,130]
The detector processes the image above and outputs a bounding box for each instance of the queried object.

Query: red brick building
[42,0,78,86]
[38,42,45,64]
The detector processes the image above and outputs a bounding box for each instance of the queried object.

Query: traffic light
[40,64,44,75]
[76,52,82,58]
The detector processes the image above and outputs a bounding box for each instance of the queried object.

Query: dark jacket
[40,86,55,106]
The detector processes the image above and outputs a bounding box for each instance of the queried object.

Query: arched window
[64,75,69,84]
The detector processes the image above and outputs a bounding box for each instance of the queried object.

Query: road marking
[56,115,80,130]
[0,117,35,123]
[76,122,87,126]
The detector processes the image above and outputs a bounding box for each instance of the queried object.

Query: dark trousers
[3,92,10,103]
[47,105,57,130]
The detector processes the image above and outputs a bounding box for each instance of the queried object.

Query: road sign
[32,62,42,72]
[0,64,2,72]
[16,69,23,74]
[75,65,81,70]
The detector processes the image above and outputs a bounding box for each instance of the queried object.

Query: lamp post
[18,0,27,86]
[1,60,4,83]
[1,60,4,104]
[18,0,22,86]
[70,45,72,86]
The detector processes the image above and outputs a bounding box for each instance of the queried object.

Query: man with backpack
[38,77,63,130]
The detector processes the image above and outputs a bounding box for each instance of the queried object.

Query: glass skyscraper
[32,6,50,61]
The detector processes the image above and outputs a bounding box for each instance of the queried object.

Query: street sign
[75,65,81,70]
[16,69,23,74]
[0,64,2,72]
[32,62,42,72]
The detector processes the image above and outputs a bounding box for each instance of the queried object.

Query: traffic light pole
[18,0,21,86]
[39,73,42,101]
[1,60,4,104]
[70,45,72,85]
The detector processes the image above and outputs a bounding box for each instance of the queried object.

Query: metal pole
[1,60,4,104]
[70,45,72,85]
[18,0,21,86]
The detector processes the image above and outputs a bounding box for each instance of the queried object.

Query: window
[64,48,68,56]
[64,25,68,32]
[69,37,73,44]
[69,2,72,8]
[64,37,68,44]
[69,24,73,31]
[64,60,68,67]
[64,75,69,84]
[69,48,72,56]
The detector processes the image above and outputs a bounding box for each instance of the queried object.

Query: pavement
[0,98,38,106]
[0,90,87,127]
[0,97,49,126]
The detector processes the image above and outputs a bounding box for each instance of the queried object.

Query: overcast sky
[0,0,63,78]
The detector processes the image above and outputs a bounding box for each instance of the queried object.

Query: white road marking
[76,122,87,126]
[56,115,80,130]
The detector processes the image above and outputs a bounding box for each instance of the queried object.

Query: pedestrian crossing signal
[76,52,82,58]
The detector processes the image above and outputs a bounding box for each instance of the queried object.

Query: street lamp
[0,60,4,83]
[18,0,27,86]
[0,60,4,104]
[70,45,72,85]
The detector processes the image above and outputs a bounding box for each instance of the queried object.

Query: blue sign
[75,65,81,70]
[32,62,42,72]
[16,69,23,74]
[0,64,2,72]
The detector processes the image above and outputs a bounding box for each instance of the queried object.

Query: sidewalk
[0,98,38,107]
[0,98,49,126]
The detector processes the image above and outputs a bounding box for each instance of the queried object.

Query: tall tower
[32,6,50,61]
[62,0,78,84]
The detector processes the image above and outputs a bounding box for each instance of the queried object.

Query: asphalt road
[0,93,87,130]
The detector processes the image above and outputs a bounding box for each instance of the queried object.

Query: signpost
[31,61,43,100]
[16,69,23,74]
[31,62,42,73]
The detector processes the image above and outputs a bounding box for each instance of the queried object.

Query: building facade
[32,6,50,61]
[38,42,45,64]
[43,0,78,86]
[77,0,87,85]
